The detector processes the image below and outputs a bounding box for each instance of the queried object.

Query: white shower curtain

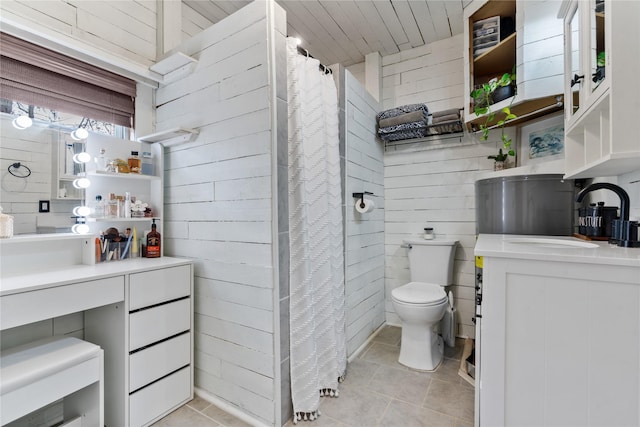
[286,37,346,423]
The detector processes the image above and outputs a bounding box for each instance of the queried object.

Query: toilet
[392,238,458,371]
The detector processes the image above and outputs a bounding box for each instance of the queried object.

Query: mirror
[0,114,81,234]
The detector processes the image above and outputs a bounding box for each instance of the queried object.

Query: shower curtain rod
[296,45,332,75]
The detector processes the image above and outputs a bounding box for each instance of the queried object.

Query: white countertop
[475,234,640,268]
[0,257,193,296]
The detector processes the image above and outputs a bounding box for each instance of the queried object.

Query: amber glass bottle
[128,151,141,174]
[146,219,161,258]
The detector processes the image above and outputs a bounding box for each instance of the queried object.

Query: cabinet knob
[571,74,585,87]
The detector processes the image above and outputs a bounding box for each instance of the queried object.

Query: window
[0,32,136,131]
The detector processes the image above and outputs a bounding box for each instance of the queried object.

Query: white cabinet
[85,262,193,427]
[464,0,565,132]
[559,0,640,178]
[126,265,193,427]
[475,235,640,426]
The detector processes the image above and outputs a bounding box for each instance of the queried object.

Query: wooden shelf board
[466,94,564,131]
[473,32,516,77]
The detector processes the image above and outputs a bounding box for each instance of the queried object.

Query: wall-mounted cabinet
[559,0,640,179]
[464,0,565,131]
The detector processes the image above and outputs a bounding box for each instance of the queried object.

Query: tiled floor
[153,326,474,427]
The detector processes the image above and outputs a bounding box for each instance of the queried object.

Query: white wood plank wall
[155,2,277,424]
[344,71,385,356]
[381,35,500,338]
[0,0,158,67]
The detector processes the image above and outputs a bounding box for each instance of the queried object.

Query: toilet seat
[391,282,447,306]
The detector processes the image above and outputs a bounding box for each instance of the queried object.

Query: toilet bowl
[393,239,457,371]
[392,282,448,370]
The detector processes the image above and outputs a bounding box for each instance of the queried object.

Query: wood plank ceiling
[183,0,471,67]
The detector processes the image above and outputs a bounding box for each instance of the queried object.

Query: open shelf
[467,94,564,131]
[137,127,198,146]
[473,33,516,78]
[87,171,160,181]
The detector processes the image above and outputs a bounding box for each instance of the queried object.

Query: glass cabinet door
[590,0,606,92]
[568,4,582,116]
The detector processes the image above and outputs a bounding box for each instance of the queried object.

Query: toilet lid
[392,282,447,305]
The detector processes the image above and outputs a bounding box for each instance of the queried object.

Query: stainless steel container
[475,174,574,235]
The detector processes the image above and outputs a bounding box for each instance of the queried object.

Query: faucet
[576,182,630,221]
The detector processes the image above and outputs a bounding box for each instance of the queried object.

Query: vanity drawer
[129,365,191,427]
[129,332,191,392]
[1,276,124,330]
[129,298,190,351]
[129,265,191,311]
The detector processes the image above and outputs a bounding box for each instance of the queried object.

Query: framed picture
[517,113,564,166]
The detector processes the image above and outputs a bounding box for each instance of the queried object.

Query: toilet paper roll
[355,198,375,213]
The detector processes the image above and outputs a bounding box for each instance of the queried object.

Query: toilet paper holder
[352,191,374,208]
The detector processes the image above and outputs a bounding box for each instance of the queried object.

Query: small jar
[423,227,434,240]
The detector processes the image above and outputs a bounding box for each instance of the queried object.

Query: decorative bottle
[93,195,105,218]
[124,192,132,218]
[128,151,141,174]
[146,219,161,258]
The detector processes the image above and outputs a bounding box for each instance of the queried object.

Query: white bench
[0,336,103,426]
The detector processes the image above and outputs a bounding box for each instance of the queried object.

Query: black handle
[571,74,584,87]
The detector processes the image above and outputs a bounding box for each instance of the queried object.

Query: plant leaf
[505,114,517,121]
[501,107,511,115]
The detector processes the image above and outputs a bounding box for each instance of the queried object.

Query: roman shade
[0,32,136,127]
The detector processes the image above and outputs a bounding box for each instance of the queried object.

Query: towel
[378,128,429,142]
[377,121,427,135]
[432,113,460,124]
[378,110,429,128]
[376,103,429,121]
[431,108,461,118]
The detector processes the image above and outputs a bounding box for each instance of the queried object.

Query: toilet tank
[404,239,458,285]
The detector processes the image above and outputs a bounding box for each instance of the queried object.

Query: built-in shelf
[137,127,199,146]
[466,94,564,131]
[85,217,159,223]
[473,33,516,78]
[87,171,160,181]
[150,52,198,84]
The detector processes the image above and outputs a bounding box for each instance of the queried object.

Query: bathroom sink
[504,237,599,249]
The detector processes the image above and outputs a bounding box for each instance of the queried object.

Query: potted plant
[593,51,605,83]
[470,70,518,158]
[488,148,509,171]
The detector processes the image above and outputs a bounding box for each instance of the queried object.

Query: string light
[73,152,91,164]
[12,115,33,130]
[73,177,91,189]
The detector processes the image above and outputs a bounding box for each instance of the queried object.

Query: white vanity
[0,234,194,427]
[474,234,639,426]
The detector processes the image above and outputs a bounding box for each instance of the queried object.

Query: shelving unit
[82,133,164,256]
